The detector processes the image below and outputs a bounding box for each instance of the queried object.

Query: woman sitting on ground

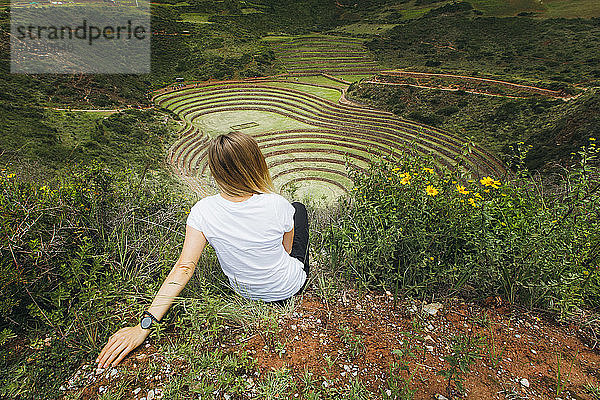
[95,131,310,369]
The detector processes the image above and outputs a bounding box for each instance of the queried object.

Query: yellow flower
[400,176,411,185]
[480,176,495,187]
[425,185,439,196]
[484,189,490,193]
[7,173,15,179]
[468,198,478,207]
[430,256,434,261]
[474,193,483,200]
[590,137,596,141]
[422,167,434,174]
[456,184,469,195]
[392,167,400,172]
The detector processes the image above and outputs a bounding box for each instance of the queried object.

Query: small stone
[386,389,392,396]
[426,345,434,352]
[515,334,521,338]
[98,386,106,393]
[59,385,66,391]
[133,387,141,395]
[145,343,150,348]
[423,303,443,316]
[519,378,530,388]
[531,349,537,354]
[291,325,297,330]
[435,394,449,400]
[147,389,155,400]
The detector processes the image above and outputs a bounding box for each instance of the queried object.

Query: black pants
[268,202,309,307]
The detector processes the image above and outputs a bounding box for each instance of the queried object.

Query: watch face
[141,316,152,329]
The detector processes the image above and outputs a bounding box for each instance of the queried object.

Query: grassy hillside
[366,15,600,86]
[347,82,600,171]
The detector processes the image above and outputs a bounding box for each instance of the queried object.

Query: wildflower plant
[321,140,600,315]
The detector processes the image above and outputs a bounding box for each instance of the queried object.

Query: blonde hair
[207,131,274,196]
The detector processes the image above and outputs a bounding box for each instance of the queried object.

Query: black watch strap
[143,311,161,323]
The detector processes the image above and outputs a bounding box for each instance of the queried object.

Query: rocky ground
[57,288,600,400]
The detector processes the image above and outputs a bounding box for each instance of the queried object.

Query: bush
[0,163,191,398]
[321,139,600,314]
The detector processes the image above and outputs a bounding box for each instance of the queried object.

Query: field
[367,0,600,19]
[153,75,506,203]
[269,35,381,77]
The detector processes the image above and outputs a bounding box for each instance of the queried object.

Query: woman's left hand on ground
[96,325,150,369]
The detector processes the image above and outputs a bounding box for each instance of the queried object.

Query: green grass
[334,74,376,83]
[179,12,212,23]
[266,82,342,102]
[185,109,314,136]
[331,23,399,35]
[277,75,350,89]
[468,0,600,17]
[261,35,295,43]
[468,0,544,16]
[542,0,600,18]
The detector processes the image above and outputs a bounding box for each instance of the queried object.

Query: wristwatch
[140,311,161,329]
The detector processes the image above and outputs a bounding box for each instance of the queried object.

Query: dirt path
[380,70,566,98]
[363,80,525,99]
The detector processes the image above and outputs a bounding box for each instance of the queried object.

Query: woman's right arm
[95,225,207,369]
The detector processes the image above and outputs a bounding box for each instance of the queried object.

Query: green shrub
[0,163,191,398]
[322,139,600,314]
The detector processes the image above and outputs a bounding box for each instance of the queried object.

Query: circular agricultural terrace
[153,75,506,202]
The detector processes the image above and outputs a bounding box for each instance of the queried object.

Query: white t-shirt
[186,192,307,302]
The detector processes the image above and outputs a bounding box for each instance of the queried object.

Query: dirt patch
[55,288,600,399]
[238,290,600,399]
